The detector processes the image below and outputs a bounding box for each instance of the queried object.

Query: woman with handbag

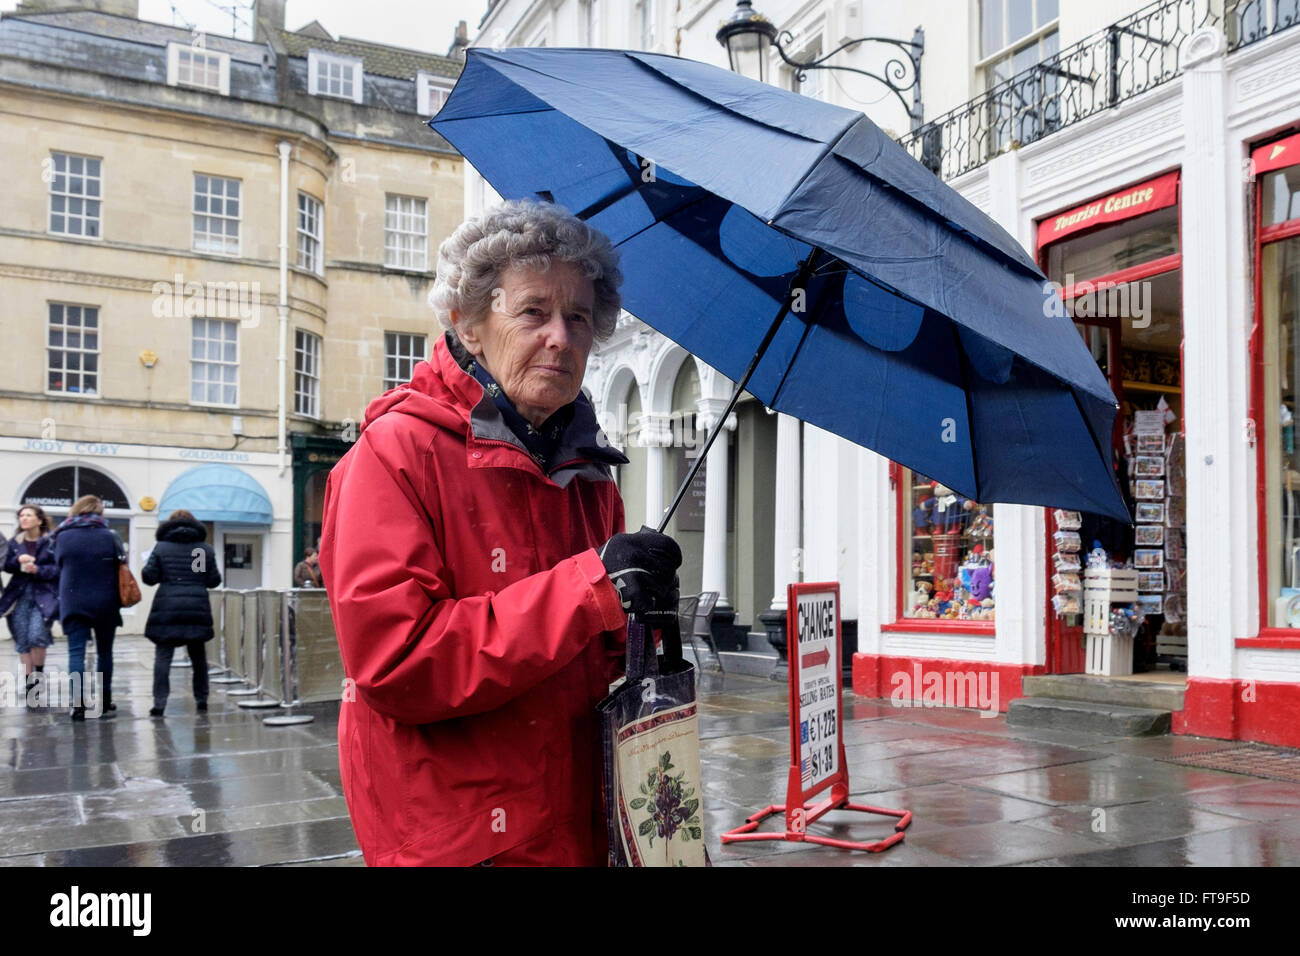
[53,495,126,720]
[140,509,221,716]
[0,505,59,706]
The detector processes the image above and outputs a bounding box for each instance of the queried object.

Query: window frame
[296,191,324,275]
[383,331,427,390]
[383,194,429,272]
[308,49,364,103]
[192,172,242,257]
[1250,139,1300,644]
[46,302,102,398]
[888,464,997,633]
[189,316,240,408]
[294,328,322,419]
[166,41,231,95]
[48,151,103,240]
[417,71,454,116]
[978,0,1059,66]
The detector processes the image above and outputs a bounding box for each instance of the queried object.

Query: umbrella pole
[658,249,821,533]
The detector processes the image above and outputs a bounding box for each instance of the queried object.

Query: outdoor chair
[679,590,722,675]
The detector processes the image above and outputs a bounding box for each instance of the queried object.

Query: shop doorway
[1040,176,1188,675]
[221,533,262,589]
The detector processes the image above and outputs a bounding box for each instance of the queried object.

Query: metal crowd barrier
[206,588,344,726]
[208,591,242,684]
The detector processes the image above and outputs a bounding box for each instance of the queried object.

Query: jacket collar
[437,333,628,488]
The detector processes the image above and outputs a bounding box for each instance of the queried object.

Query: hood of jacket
[155,516,207,544]
[360,332,627,487]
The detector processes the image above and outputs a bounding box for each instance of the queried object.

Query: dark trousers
[65,621,116,707]
[153,641,209,708]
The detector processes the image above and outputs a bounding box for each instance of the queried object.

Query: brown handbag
[112,532,142,608]
[118,561,142,608]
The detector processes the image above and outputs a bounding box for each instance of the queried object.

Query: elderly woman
[320,200,681,867]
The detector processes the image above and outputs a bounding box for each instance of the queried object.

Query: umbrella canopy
[431,47,1129,521]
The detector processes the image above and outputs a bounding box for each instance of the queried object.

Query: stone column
[697,398,736,608]
[639,412,671,531]
[769,412,802,610]
[761,413,802,662]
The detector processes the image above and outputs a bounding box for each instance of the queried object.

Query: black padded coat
[141,516,222,645]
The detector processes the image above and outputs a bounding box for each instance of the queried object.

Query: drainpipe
[277,140,291,477]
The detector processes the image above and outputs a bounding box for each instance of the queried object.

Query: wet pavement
[4,634,1300,866]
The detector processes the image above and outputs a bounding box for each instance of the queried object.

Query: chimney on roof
[16,0,139,16]
[448,20,469,60]
[252,0,287,43]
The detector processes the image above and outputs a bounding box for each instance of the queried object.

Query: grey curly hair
[430,199,623,343]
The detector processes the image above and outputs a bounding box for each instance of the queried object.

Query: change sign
[719,580,912,852]
[794,589,839,793]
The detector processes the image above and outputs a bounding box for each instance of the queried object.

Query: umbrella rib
[770,315,814,409]
[951,324,983,500]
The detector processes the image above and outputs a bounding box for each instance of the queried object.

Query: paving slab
[5,638,1300,867]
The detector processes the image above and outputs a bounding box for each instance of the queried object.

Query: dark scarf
[56,513,107,534]
[467,358,576,472]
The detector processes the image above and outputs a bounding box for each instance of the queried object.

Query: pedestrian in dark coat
[140,510,221,716]
[1,505,59,704]
[53,495,123,720]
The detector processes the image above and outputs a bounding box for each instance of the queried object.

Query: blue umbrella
[431,47,1129,523]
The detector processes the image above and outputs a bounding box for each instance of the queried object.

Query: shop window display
[901,470,995,621]
[1259,160,1300,626]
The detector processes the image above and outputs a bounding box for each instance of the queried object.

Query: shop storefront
[1,437,292,629]
[291,434,348,578]
[1036,171,1188,677]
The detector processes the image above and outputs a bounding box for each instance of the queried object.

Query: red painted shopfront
[1036,171,1187,676]
[1175,131,1300,747]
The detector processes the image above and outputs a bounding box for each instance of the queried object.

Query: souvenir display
[1053,550,1082,572]
[1134,549,1165,569]
[1136,433,1166,454]
[1053,509,1082,530]
[906,476,995,621]
[1135,502,1165,523]
[1134,479,1165,500]
[1134,525,1164,546]
[1054,530,1082,552]
[1138,571,1165,592]
[1134,456,1165,477]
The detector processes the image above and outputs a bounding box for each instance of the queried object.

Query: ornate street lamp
[716,0,925,130]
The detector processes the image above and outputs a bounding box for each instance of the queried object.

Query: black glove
[598,527,682,616]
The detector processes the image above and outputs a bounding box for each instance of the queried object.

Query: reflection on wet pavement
[3,635,1299,866]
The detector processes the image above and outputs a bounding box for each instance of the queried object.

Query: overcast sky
[0,0,489,54]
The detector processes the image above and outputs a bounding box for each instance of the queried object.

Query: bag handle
[624,608,685,685]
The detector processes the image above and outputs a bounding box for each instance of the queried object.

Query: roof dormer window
[309,49,364,103]
[167,41,230,95]
[417,71,453,116]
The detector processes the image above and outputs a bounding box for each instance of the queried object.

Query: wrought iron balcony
[898,0,1300,182]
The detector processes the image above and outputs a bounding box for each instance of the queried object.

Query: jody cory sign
[1037,171,1180,248]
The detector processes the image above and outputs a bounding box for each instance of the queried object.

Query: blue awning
[158,465,273,525]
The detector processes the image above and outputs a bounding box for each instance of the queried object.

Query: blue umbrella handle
[658,248,823,533]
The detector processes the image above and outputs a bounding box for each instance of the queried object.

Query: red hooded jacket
[319,334,629,866]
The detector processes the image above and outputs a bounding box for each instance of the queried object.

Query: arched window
[20,465,132,548]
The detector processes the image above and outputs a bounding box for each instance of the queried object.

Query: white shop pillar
[698,397,736,608]
[1180,28,1246,679]
[770,412,802,611]
[639,412,671,529]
